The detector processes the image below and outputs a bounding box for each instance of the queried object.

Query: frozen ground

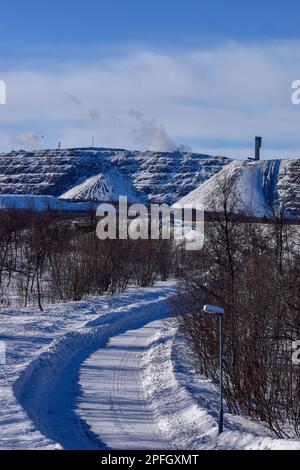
[1,281,300,450]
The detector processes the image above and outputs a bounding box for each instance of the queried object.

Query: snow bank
[141,321,300,450]
[0,194,97,212]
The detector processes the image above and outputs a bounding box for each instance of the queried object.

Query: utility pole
[203,304,225,434]
[219,311,224,434]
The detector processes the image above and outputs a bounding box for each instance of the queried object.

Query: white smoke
[130,110,191,152]
[67,94,82,106]
[67,93,100,123]
[89,109,100,122]
[11,132,39,146]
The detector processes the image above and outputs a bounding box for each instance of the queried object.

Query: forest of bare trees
[1,185,300,438]
[0,209,173,310]
[176,176,300,437]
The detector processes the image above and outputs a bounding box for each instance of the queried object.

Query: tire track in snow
[77,321,172,450]
[13,284,175,449]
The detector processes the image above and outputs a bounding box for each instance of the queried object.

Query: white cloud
[0,41,300,156]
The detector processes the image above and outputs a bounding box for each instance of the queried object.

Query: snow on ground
[76,320,173,450]
[0,194,97,212]
[0,282,175,449]
[1,280,300,450]
[141,322,300,450]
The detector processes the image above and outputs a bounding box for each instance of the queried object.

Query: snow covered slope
[59,169,139,203]
[0,147,230,204]
[174,159,300,219]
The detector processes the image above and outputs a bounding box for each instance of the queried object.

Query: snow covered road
[2,280,300,450]
[77,320,172,450]
[10,283,176,450]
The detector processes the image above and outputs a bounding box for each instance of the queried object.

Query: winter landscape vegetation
[2,0,300,457]
[1,146,300,450]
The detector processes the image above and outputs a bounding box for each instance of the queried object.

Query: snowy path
[76,320,172,450]
[2,280,300,450]
[11,284,175,450]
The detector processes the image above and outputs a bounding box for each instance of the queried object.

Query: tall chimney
[255,136,262,160]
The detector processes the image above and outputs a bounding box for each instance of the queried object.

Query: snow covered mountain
[173,159,300,219]
[1,147,299,217]
[0,147,230,204]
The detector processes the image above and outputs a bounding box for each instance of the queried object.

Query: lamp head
[203,304,224,315]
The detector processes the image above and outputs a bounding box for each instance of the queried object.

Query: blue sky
[1,0,300,50]
[1,1,300,157]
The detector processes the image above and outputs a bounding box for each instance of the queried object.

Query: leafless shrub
[0,210,175,310]
[176,179,300,437]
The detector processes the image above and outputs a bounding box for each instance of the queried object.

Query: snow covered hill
[0,147,230,204]
[1,147,299,217]
[59,170,139,203]
[173,159,300,219]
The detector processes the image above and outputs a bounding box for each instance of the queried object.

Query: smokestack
[255,136,262,160]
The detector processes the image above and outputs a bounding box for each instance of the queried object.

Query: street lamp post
[203,304,225,434]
